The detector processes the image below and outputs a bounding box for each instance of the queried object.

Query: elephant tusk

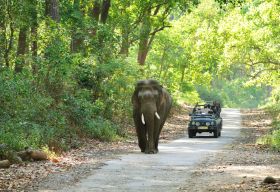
[141,114,145,125]
[155,112,160,119]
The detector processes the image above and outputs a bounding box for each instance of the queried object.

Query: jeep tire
[214,129,218,138]
[188,130,196,138]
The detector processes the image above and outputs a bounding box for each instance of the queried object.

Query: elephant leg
[137,127,147,152]
[133,111,147,152]
[154,120,161,153]
[155,109,170,151]
[146,130,155,154]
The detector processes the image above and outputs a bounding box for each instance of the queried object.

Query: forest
[0,0,279,153]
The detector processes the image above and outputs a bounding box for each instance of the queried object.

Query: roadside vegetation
[258,88,280,150]
[0,0,279,155]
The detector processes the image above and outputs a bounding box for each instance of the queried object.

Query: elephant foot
[144,149,158,154]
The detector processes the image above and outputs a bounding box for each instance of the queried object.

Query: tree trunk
[31,1,38,74]
[71,35,84,53]
[45,0,60,22]
[31,19,38,58]
[4,27,14,68]
[0,14,4,68]
[71,0,84,53]
[90,0,101,37]
[158,47,167,78]
[92,0,101,21]
[3,2,14,68]
[15,27,27,73]
[100,0,110,24]
[180,65,186,90]
[120,28,129,56]
[137,38,149,65]
[137,11,151,65]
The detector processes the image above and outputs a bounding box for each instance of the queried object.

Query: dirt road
[52,109,241,192]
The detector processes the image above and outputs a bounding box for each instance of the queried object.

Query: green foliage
[257,128,280,150]
[196,78,269,108]
[62,89,121,142]
[75,57,140,120]
[84,118,119,141]
[0,70,67,151]
[0,0,279,152]
[0,65,130,151]
[258,92,280,150]
[146,0,278,107]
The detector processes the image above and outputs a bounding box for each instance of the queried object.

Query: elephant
[132,79,172,154]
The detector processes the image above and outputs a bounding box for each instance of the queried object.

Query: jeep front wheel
[213,130,218,138]
[188,130,196,138]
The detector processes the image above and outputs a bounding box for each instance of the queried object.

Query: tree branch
[250,67,279,79]
[245,58,280,66]
[149,25,172,36]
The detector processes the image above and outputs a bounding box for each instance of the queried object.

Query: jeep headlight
[195,122,200,126]
[206,122,210,126]
[192,121,196,125]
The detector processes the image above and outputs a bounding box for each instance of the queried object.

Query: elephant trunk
[140,102,159,154]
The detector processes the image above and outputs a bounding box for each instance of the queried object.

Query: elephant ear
[131,80,145,109]
[132,88,139,109]
[149,81,163,109]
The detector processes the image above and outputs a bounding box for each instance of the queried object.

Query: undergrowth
[257,96,280,150]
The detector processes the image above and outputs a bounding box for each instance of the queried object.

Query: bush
[0,56,139,152]
[74,57,140,121]
[0,70,71,151]
[257,128,280,150]
[84,118,119,141]
[258,100,280,150]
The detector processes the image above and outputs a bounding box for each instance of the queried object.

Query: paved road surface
[57,108,241,192]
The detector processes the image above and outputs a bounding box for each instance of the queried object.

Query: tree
[14,27,27,73]
[111,0,197,65]
[137,1,175,65]
[70,0,84,53]
[30,0,38,74]
[45,0,60,22]
[218,0,280,85]
[0,0,15,68]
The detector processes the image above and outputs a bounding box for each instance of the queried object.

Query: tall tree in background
[15,26,27,73]
[30,0,38,74]
[14,0,32,73]
[112,0,195,65]
[137,7,152,65]
[90,0,111,24]
[1,0,15,68]
[70,0,84,53]
[136,1,191,65]
[90,0,112,60]
[45,0,60,22]
[100,0,111,24]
